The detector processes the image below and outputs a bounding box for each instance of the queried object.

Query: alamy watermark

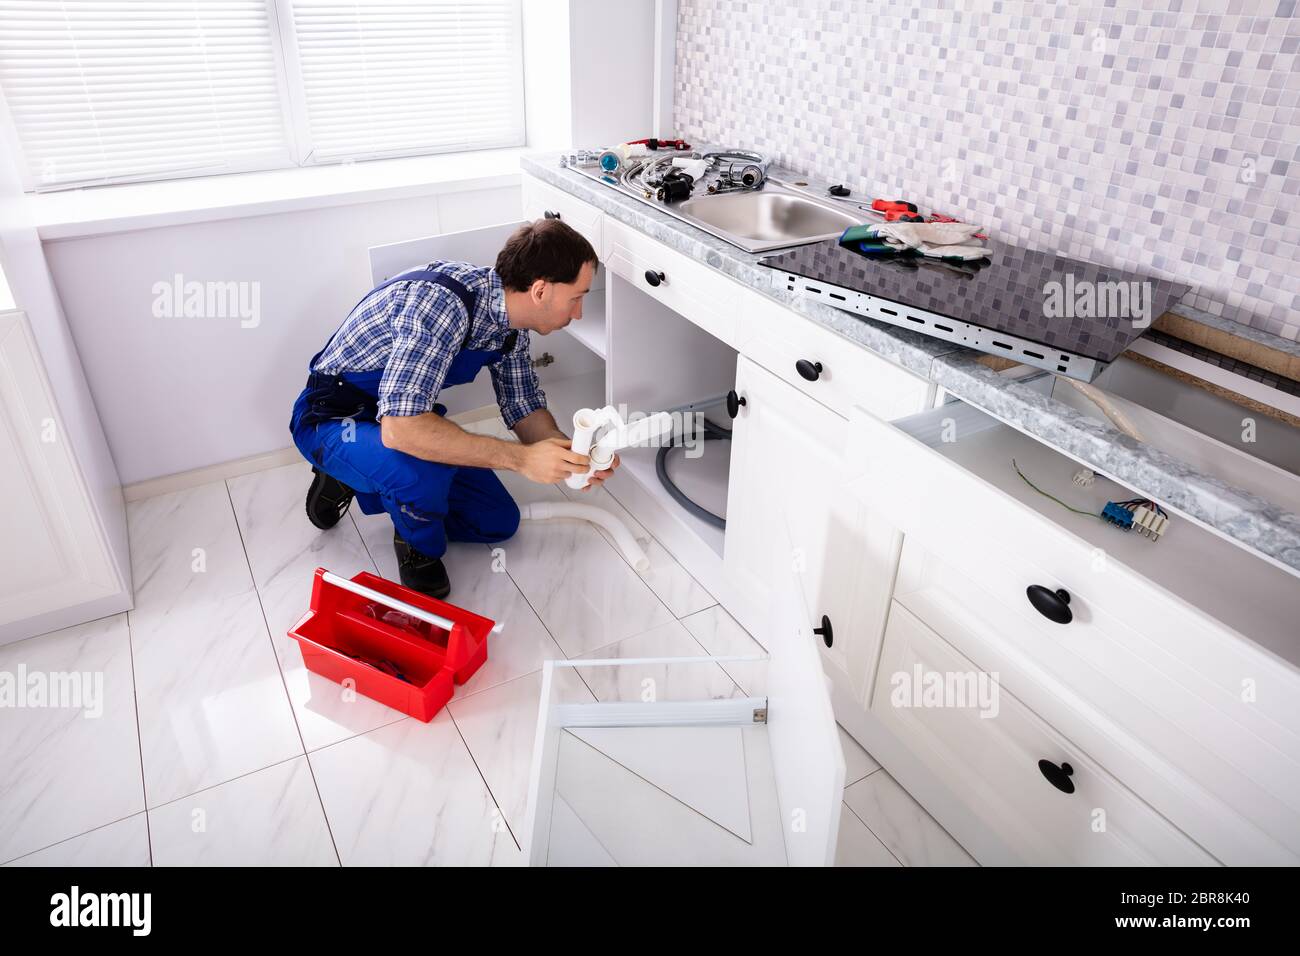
[889,664,1000,719]
[1043,274,1153,329]
[0,665,103,718]
[152,273,260,328]
[50,886,150,936]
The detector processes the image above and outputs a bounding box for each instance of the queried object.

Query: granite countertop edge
[521,153,1300,574]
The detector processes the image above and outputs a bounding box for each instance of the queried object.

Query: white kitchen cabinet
[844,397,1300,865]
[603,219,739,348]
[871,602,1217,865]
[737,289,933,421]
[0,310,126,642]
[723,356,900,707]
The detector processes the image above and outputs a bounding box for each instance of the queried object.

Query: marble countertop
[522,153,1300,575]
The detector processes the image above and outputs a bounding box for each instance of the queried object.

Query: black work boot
[393,530,451,599]
[305,466,354,530]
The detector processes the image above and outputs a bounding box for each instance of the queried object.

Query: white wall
[523,0,659,151]
[568,0,656,148]
[522,0,572,151]
[44,185,604,485]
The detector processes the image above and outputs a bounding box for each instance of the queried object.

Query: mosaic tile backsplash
[674,0,1300,342]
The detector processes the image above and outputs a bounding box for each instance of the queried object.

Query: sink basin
[675,186,863,253]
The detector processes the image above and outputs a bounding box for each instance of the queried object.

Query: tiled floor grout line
[121,608,156,866]
[1,811,144,867]
[445,708,523,855]
[144,752,304,812]
[222,478,342,867]
[348,510,383,579]
[840,780,906,867]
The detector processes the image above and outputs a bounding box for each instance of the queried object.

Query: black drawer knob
[725,389,747,418]
[644,269,665,287]
[543,209,561,220]
[795,359,823,381]
[1026,585,1072,624]
[1038,759,1075,794]
[813,614,833,648]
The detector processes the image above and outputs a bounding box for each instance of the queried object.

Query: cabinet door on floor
[0,311,123,641]
[724,356,901,706]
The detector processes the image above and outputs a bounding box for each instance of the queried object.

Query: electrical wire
[1012,459,1101,519]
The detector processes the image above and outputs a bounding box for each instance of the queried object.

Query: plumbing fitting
[567,406,675,491]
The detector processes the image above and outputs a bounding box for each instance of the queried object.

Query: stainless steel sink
[675,186,863,252]
[568,158,872,253]
[673,184,863,253]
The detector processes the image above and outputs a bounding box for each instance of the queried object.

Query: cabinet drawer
[522,176,605,256]
[872,603,1216,865]
[738,291,932,421]
[894,534,1300,865]
[603,221,738,347]
[847,400,1300,864]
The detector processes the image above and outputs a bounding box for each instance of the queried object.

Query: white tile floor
[0,397,973,867]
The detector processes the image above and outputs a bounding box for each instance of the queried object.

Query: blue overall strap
[312,268,481,373]
[371,268,477,321]
[340,268,480,350]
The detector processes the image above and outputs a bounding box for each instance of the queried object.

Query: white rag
[868,221,989,260]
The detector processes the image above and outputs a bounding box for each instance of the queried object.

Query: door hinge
[752,706,768,724]
[531,351,555,369]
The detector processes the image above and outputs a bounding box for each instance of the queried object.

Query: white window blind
[0,0,527,190]
[0,0,294,189]
[283,0,525,163]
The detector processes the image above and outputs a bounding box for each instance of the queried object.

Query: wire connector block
[1132,505,1169,541]
[1101,502,1135,530]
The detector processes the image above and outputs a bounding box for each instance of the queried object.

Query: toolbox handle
[321,570,456,632]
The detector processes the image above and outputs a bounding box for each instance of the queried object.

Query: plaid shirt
[312,260,546,428]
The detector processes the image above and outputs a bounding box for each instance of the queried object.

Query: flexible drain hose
[655,416,732,530]
[519,501,650,572]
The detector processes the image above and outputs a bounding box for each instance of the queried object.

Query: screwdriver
[871,199,924,222]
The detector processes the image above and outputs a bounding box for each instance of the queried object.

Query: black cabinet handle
[1026,585,1072,624]
[812,614,833,648]
[644,269,665,287]
[543,209,561,220]
[725,389,747,419]
[795,359,823,381]
[1038,759,1075,794]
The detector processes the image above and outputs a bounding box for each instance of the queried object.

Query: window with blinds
[285,0,525,163]
[0,0,526,190]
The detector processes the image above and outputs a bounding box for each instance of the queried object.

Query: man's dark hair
[495,218,598,292]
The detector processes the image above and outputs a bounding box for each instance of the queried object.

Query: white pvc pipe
[520,501,650,572]
[566,406,675,491]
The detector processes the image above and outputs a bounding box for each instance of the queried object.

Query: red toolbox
[287,568,494,722]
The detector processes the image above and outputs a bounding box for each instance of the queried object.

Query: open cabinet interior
[603,272,740,558]
[525,657,787,867]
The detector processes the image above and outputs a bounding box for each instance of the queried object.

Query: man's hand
[580,454,620,491]
[517,437,589,484]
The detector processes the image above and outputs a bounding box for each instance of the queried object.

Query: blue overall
[289,269,520,559]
